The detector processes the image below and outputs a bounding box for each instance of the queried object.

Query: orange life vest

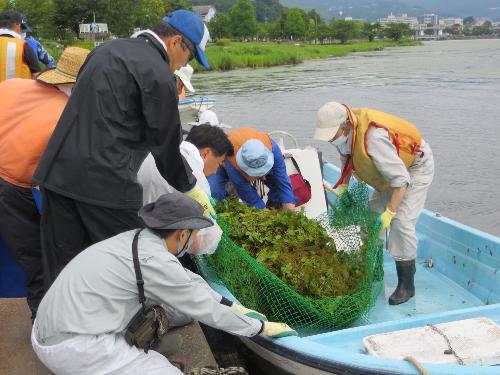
[0,36,31,82]
[227,128,273,182]
[337,106,423,192]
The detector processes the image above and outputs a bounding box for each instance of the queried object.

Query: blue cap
[163,10,210,69]
[237,140,274,177]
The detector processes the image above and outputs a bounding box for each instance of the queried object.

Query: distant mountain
[280,0,500,20]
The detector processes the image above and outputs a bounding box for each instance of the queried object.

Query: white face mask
[331,134,347,147]
[176,230,194,258]
[334,131,352,156]
[56,85,73,96]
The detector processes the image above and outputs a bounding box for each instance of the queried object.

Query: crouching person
[32,192,296,375]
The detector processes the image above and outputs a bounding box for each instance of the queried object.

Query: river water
[192,39,500,236]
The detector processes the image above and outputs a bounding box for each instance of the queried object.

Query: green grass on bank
[43,39,95,62]
[42,38,420,72]
[197,40,421,72]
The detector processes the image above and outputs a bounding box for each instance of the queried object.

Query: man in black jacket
[33,10,214,293]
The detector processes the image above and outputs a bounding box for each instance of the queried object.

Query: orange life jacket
[336,106,423,192]
[227,128,273,182]
[0,36,31,82]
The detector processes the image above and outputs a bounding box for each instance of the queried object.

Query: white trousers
[370,146,435,261]
[31,325,182,375]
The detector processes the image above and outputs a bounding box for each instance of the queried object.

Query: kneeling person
[32,192,296,375]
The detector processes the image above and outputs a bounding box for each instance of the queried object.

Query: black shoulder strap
[132,229,146,311]
[285,154,302,175]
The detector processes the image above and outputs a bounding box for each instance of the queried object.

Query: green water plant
[215,200,368,300]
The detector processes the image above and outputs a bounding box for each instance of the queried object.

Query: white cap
[190,110,232,129]
[313,102,348,142]
[174,64,195,93]
[198,110,219,126]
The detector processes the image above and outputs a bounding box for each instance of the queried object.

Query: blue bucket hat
[163,10,210,69]
[236,139,274,177]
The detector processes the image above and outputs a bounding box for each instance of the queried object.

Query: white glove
[261,322,298,338]
[232,303,267,321]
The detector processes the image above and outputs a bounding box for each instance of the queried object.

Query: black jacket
[33,33,195,209]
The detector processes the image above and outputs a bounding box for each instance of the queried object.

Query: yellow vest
[227,128,273,181]
[0,36,32,82]
[348,107,422,192]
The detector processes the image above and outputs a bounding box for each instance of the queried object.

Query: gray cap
[139,191,213,230]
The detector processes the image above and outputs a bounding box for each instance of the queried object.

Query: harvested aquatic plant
[215,200,367,300]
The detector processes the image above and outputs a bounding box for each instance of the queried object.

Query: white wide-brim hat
[174,64,195,93]
[313,102,348,141]
[189,110,232,129]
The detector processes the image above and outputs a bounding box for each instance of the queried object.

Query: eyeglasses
[181,38,196,62]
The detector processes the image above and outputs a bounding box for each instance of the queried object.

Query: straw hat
[37,47,90,85]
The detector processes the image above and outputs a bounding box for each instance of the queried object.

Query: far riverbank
[44,38,420,72]
[195,40,421,72]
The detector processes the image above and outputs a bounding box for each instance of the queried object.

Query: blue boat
[204,162,500,375]
[1,163,499,374]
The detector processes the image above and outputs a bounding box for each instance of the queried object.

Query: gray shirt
[35,229,262,344]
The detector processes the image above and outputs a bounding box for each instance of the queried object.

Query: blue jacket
[25,37,56,68]
[208,140,296,208]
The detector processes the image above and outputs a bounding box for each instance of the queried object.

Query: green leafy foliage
[383,22,413,41]
[215,200,368,300]
[229,0,257,39]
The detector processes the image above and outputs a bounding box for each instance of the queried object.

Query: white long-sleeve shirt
[35,229,262,345]
[138,141,210,204]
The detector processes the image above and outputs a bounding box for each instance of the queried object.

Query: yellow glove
[377,208,395,232]
[232,303,267,321]
[337,183,348,197]
[185,185,216,219]
[261,322,298,338]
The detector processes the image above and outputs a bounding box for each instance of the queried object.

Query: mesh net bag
[193,182,384,336]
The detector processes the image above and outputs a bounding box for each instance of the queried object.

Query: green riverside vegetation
[44,38,420,73]
[196,39,420,71]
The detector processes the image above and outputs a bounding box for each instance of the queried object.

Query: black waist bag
[124,229,169,353]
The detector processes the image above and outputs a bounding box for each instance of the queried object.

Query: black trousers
[40,188,142,291]
[0,178,44,318]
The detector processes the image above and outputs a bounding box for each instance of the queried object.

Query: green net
[193,182,384,336]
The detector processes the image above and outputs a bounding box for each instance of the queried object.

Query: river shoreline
[194,40,421,72]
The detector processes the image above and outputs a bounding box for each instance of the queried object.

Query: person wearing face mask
[138,124,234,254]
[0,47,89,321]
[0,9,40,80]
[32,192,297,374]
[314,102,434,305]
[33,10,216,293]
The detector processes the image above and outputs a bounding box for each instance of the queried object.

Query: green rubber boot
[388,259,416,305]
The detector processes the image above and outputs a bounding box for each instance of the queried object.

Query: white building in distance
[193,5,216,23]
[419,13,439,26]
[378,13,419,28]
[441,17,464,26]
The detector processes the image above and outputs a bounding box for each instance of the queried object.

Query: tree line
[0,0,413,43]
[208,0,413,43]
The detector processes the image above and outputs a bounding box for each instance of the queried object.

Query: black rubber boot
[388,259,416,305]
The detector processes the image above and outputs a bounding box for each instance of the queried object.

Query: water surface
[192,39,500,236]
